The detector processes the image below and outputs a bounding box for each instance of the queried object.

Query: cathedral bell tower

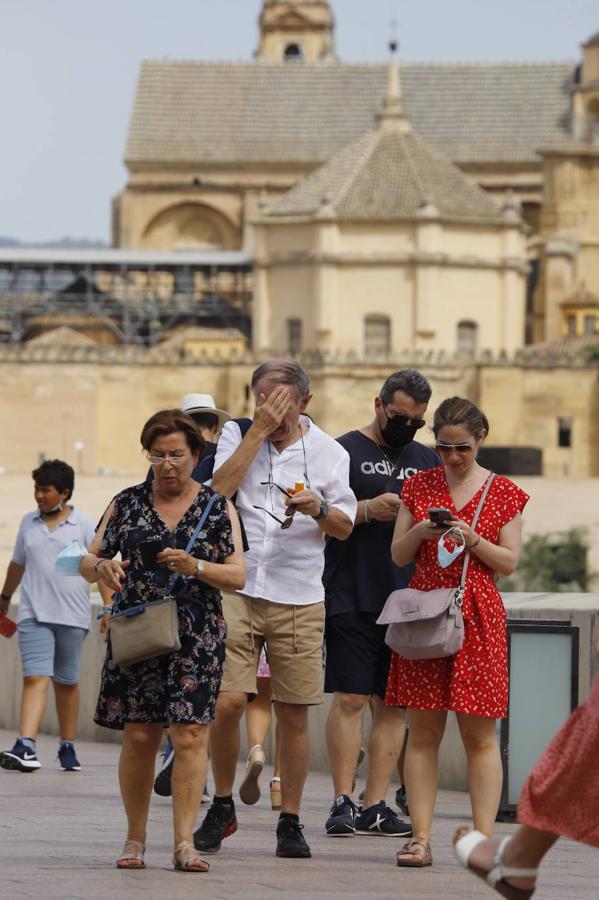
[256,1,335,63]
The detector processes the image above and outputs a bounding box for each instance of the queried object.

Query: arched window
[457,320,478,357]
[284,43,303,61]
[364,315,391,357]
[287,318,302,354]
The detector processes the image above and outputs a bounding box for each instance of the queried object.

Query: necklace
[368,430,406,490]
[266,421,311,511]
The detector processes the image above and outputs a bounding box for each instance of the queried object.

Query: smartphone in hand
[138,539,165,571]
[428,508,453,528]
[0,612,17,638]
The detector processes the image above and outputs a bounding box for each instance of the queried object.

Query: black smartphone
[428,508,453,527]
[138,539,164,571]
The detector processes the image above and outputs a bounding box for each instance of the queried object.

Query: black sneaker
[276,817,311,858]
[57,742,81,771]
[0,739,41,772]
[355,801,413,837]
[325,794,357,836]
[193,800,238,853]
[153,740,174,796]
[395,784,410,817]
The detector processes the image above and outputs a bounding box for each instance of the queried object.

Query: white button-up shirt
[12,507,96,629]
[214,416,357,606]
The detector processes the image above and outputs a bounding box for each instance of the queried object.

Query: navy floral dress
[94,483,233,730]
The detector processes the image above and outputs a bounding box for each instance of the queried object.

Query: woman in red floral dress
[387,397,529,868]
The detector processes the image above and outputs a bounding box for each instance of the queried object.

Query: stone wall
[0,347,597,476]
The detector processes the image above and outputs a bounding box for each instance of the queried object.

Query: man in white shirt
[194,359,356,859]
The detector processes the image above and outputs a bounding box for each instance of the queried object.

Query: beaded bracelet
[96,606,113,620]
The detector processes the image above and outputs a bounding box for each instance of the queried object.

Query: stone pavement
[0,730,595,899]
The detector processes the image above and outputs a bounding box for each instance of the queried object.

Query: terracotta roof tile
[125,60,574,167]
[265,126,501,220]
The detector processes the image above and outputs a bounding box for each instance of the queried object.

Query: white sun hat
[180,393,231,431]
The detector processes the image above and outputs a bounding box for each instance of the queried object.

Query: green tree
[499,528,591,593]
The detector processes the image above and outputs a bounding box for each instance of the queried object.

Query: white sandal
[116,838,146,869]
[454,829,538,899]
[173,841,210,873]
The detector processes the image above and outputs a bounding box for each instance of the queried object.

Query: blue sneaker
[325,794,357,836]
[395,784,410,817]
[355,801,412,837]
[154,738,174,796]
[0,738,42,772]
[58,742,81,771]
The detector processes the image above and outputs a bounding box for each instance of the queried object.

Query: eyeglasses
[147,452,188,465]
[385,409,426,430]
[434,442,475,453]
[254,481,297,530]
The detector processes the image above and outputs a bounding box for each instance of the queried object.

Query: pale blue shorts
[18,618,88,684]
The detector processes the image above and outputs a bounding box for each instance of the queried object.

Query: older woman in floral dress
[81,409,245,873]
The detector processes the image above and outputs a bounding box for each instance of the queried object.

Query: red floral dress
[385,467,529,719]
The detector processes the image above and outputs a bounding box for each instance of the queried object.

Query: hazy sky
[1,0,597,243]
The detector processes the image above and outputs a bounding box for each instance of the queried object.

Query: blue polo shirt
[12,507,96,630]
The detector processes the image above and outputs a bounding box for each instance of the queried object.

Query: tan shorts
[220,592,325,705]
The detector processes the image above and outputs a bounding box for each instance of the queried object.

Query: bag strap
[168,491,221,600]
[183,492,220,554]
[457,473,496,593]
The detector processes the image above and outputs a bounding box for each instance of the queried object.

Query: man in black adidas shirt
[322,369,439,838]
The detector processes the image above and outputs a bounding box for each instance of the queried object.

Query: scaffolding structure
[0,248,253,345]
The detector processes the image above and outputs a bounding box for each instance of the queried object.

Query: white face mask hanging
[55,540,87,576]
[437,528,466,569]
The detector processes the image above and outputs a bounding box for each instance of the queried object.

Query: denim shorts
[18,618,88,684]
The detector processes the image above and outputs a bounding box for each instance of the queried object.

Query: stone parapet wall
[0,595,597,791]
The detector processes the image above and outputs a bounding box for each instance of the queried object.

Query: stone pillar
[252,223,272,354]
[500,207,528,352]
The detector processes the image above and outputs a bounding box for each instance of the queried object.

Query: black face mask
[380,411,419,448]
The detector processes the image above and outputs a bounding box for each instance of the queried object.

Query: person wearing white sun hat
[179,394,231,482]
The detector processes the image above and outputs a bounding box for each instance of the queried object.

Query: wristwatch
[313,500,329,521]
[196,559,205,576]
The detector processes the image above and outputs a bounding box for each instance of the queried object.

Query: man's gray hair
[251,358,310,400]
[379,369,432,405]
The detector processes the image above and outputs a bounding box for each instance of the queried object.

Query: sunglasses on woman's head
[434,442,475,453]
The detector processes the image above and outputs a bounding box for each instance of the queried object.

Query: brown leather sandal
[173,841,210,873]
[116,839,146,869]
[396,837,433,867]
